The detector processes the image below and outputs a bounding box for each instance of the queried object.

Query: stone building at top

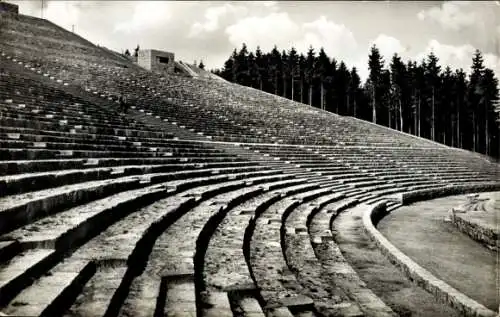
[137,49,175,74]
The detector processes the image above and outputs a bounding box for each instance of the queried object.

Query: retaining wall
[401,184,500,205]
[451,210,498,251]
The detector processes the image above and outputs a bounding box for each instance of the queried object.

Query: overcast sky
[10,0,500,82]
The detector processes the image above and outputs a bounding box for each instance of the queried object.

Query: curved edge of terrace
[362,184,500,317]
[450,192,499,250]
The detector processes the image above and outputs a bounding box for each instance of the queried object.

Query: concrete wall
[137,49,175,73]
[451,211,497,250]
[137,50,152,70]
[400,183,500,205]
[0,2,19,14]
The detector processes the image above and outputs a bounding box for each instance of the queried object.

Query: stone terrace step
[282,189,376,316]
[64,174,301,317]
[1,259,96,317]
[0,248,56,307]
[0,139,229,155]
[1,171,278,252]
[67,264,127,317]
[1,173,294,316]
[121,177,316,317]
[0,117,169,139]
[0,241,20,263]
[0,147,237,161]
[0,126,175,145]
[0,108,134,129]
[331,202,463,316]
[0,176,142,235]
[0,157,259,176]
[0,164,267,197]
[283,192,395,317]
[203,179,325,292]
[0,167,282,235]
[248,185,349,311]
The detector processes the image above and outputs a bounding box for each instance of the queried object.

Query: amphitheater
[0,6,499,317]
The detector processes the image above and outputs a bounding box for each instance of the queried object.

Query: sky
[9,0,500,83]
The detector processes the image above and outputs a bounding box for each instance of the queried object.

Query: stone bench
[0,157,259,176]
[0,117,170,139]
[249,184,352,311]
[0,164,267,197]
[0,177,238,313]
[203,178,313,292]
[0,139,216,154]
[0,145,247,160]
[4,172,296,317]
[122,174,305,317]
[0,105,128,126]
[0,126,174,144]
[283,190,392,316]
[0,166,280,235]
[307,197,398,315]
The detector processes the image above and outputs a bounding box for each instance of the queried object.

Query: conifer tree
[368,45,384,123]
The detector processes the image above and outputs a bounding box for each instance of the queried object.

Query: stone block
[33,142,46,148]
[278,294,313,309]
[7,133,20,139]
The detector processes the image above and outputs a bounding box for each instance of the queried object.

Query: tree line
[212,44,500,159]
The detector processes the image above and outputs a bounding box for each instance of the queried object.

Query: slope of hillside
[185,62,228,82]
[0,12,131,67]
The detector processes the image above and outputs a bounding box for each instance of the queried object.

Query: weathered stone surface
[5,260,94,317]
[283,192,382,317]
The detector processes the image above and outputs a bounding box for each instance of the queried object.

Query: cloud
[483,53,500,75]
[416,1,500,59]
[225,13,363,82]
[358,35,500,82]
[225,12,301,52]
[370,34,410,66]
[263,1,277,7]
[225,14,358,58]
[414,39,500,79]
[113,1,174,33]
[351,56,370,84]
[46,2,80,28]
[300,16,358,57]
[417,1,477,31]
[188,3,248,38]
[415,40,475,68]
